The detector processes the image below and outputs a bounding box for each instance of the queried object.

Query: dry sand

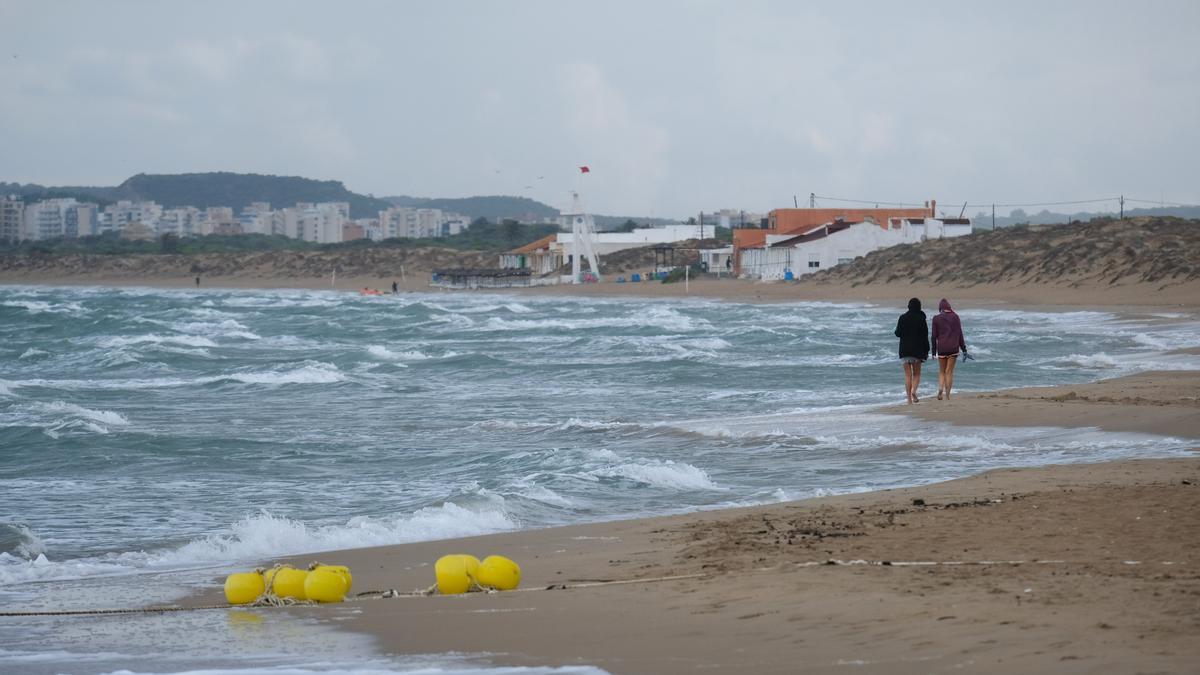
[190,374,1200,674]
[236,458,1200,675]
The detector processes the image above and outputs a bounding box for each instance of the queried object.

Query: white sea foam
[18,348,48,360]
[364,345,458,362]
[98,350,141,367]
[364,345,411,365]
[0,523,46,559]
[589,459,720,491]
[158,504,518,567]
[510,482,574,507]
[219,362,345,385]
[100,334,219,349]
[0,503,520,586]
[33,401,130,427]
[483,306,705,333]
[171,319,262,340]
[1,300,86,315]
[1057,353,1119,369]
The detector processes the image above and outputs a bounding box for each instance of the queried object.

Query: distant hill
[971,205,1200,229]
[383,195,559,222]
[0,182,116,207]
[382,194,680,229]
[116,173,394,218]
[4,172,684,225]
[805,217,1199,288]
[2,173,393,219]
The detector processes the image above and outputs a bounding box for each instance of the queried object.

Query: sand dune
[809,217,1199,289]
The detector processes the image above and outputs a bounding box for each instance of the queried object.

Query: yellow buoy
[476,555,521,591]
[265,567,309,600]
[304,567,349,603]
[310,564,352,593]
[224,571,265,605]
[435,554,481,595]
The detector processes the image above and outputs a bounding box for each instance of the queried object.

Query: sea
[2,284,1198,675]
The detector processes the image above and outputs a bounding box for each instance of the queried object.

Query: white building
[739,217,972,280]
[292,202,348,243]
[159,207,203,237]
[237,202,273,235]
[22,199,98,240]
[378,206,468,239]
[101,200,162,235]
[499,224,713,275]
[555,224,707,256]
[1,196,23,241]
[698,209,768,231]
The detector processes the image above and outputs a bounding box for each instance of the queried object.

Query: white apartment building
[273,208,301,239]
[101,200,163,234]
[378,206,468,239]
[699,209,768,231]
[158,207,204,237]
[292,202,348,243]
[1,196,22,241]
[22,199,98,240]
[237,202,273,235]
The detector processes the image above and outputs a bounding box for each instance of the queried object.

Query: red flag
[579,166,590,173]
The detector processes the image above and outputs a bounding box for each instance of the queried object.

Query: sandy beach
[6,269,1199,672]
[186,371,1200,674]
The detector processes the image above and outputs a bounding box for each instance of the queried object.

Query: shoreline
[191,370,1200,674]
[3,274,1200,311]
[218,456,1200,674]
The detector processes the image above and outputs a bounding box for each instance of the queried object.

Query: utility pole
[991,204,995,230]
[793,195,798,208]
[699,212,704,240]
[810,193,816,208]
[1119,195,1124,219]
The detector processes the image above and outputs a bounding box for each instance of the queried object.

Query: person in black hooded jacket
[894,297,930,404]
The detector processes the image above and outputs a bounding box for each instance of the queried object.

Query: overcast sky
[2,1,1197,217]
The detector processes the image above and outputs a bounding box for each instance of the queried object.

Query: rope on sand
[4,560,1185,617]
[354,571,711,600]
[0,572,710,617]
[788,558,1186,568]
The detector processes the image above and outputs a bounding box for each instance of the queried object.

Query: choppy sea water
[2,284,1198,674]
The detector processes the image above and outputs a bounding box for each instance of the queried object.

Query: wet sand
[889,370,1200,440]
[200,373,1200,674]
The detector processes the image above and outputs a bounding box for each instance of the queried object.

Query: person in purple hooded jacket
[931,298,967,400]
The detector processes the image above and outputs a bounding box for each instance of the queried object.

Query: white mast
[566,191,602,284]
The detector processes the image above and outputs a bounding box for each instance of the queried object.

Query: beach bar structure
[499,224,709,277]
[430,268,533,289]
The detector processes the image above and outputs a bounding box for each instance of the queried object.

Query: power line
[809,194,1196,211]
[1123,197,1196,207]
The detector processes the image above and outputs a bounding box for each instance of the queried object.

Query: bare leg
[937,357,947,399]
[944,354,959,399]
[903,363,914,403]
[911,361,922,402]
